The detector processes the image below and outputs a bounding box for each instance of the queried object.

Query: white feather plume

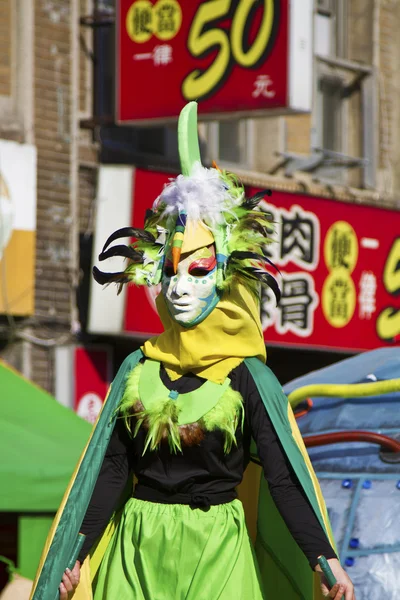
[153,162,243,229]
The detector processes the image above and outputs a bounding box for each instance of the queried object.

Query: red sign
[121,168,400,352]
[116,0,312,123]
[74,347,112,424]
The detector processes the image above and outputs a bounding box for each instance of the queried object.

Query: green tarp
[0,360,92,512]
[0,360,92,579]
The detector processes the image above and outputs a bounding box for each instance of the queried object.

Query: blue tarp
[284,349,400,599]
[283,348,400,474]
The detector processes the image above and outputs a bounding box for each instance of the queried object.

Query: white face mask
[161,246,220,327]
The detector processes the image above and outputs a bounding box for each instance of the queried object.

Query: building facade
[0,0,400,395]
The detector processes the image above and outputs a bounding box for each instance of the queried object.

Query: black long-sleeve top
[78,360,336,568]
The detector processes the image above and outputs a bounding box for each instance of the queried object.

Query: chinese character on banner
[276,274,319,337]
[261,273,319,338]
[330,278,351,319]
[322,221,358,329]
[252,74,275,98]
[126,0,153,43]
[258,202,320,270]
[324,221,358,272]
[331,229,352,268]
[126,0,182,44]
[154,0,181,38]
[279,206,320,269]
[153,44,173,65]
[258,202,320,340]
[322,270,356,328]
[358,271,377,320]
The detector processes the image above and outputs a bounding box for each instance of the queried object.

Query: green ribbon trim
[139,359,230,425]
[244,357,332,543]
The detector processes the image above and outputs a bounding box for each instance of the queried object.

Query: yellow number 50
[182,0,276,102]
[376,238,400,341]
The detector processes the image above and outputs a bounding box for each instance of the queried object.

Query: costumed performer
[30,102,355,600]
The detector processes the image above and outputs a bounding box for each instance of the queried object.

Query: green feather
[200,387,244,454]
[117,363,143,434]
[118,362,244,455]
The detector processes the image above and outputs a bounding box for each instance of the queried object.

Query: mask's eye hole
[164,265,174,278]
[189,267,211,277]
[188,256,216,277]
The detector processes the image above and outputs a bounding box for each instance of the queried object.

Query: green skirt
[93,498,265,600]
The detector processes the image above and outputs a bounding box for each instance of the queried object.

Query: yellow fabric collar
[142,281,267,383]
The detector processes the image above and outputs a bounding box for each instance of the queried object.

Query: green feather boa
[118,363,244,454]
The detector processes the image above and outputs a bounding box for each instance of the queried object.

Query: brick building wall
[0,0,99,392]
[30,1,75,391]
[377,0,400,197]
[0,0,11,97]
[0,0,80,392]
[30,0,98,392]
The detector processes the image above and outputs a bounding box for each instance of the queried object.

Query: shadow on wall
[266,346,350,385]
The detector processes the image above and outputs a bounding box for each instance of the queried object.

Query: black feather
[229,250,281,274]
[101,227,155,253]
[241,218,274,237]
[92,266,130,286]
[245,210,274,222]
[257,271,281,304]
[98,245,143,262]
[243,267,281,304]
[243,189,272,209]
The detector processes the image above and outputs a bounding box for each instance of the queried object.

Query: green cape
[30,350,335,600]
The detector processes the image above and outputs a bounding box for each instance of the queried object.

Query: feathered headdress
[93,102,281,304]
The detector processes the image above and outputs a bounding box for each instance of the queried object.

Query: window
[81,0,179,167]
[205,119,251,169]
[93,8,115,122]
[0,0,34,142]
[316,76,344,153]
[316,0,332,15]
[313,0,375,188]
[314,0,347,156]
[315,0,347,58]
[79,0,94,120]
[86,0,249,170]
[99,124,179,168]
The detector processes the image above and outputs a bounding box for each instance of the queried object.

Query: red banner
[123,169,400,352]
[74,347,112,423]
[116,0,311,123]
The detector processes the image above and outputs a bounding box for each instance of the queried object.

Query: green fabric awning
[0,360,92,512]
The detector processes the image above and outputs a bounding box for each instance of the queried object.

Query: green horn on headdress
[178,101,202,176]
[171,102,203,271]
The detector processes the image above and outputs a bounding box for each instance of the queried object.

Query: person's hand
[59,560,80,600]
[315,558,355,600]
